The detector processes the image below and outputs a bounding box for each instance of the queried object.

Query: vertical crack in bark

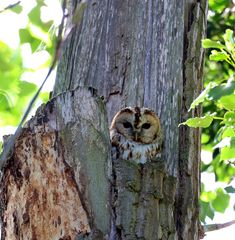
[177,1,207,239]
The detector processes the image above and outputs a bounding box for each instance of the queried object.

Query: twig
[0,0,67,169]
[204,220,235,232]
[0,1,21,13]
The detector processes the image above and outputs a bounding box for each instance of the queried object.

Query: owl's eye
[142,123,151,129]
[123,121,132,128]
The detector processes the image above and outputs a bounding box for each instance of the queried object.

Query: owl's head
[110,107,161,144]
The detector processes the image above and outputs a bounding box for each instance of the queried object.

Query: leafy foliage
[180,115,215,128]
[0,1,59,128]
[183,0,235,223]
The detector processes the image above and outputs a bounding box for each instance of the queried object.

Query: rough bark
[54,1,207,238]
[0,88,111,239]
[0,0,207,240]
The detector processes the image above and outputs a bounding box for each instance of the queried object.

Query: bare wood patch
[0,87,111,239]
[1,129,90,240]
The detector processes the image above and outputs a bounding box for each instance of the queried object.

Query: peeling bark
[1,88,110,239]
[0,0,207,240]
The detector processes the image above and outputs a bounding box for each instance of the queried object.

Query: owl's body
[110,107,162,164]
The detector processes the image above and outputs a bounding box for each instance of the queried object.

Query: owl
[110,107,162,164]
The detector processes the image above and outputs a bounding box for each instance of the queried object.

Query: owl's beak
[134,132,138,141]
[134,130,140,141]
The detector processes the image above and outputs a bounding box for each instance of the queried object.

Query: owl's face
[110,107,161,144]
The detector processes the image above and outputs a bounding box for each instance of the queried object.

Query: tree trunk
[0,1,207,240]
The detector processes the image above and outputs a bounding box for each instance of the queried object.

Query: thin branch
[204,220,235,232]
[0,0,67,169]
[0,1,21,13]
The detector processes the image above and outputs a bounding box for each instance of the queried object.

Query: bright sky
[0,1,234,239]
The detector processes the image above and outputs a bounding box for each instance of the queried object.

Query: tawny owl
[110,107,162,164]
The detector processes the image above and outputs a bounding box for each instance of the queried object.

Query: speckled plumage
[110,107,162,164]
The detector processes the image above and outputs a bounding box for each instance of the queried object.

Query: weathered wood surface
[0,88,111,239]
[54,0,207,239]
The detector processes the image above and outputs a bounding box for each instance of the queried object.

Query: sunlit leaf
[223,29,234,51]
[221,111,235,126]
[28,6,43,26]
[19,26,50,52]
[200,191,217,202]
[179,115,214,128]
[0,92,11,111]
[209,0,230,12]
[211,188,230,213]
[200,201,214,223]
[209,50,229,61]
[202,133,210,144]
[221,146,235,160]
[208,81,235,100]
[202,39,225,49]
[10,4,23,14]
[40,92,50,102]
[214,158,235,182]
[19,81,37,97]
[222,127,235,138]
[189,82,216,110]
[0,0,54,129]
[19,28,32,44]
[29,23,52,46]
[219,95,235,110]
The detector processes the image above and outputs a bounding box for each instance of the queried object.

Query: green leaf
[208,81,235,100]
[221,146,235,160]
[28,6,43,26]
[19,81,37,97]
[19,28,32,44]
[223,29,234,51]
[202,39,225,49]
[211,188,230,213]
[225,186,235,193]
[40,92,50,103]
[222,111,235,126]
[29,23,52,46]
[10,4,23,14]
[19,26,50,52]
[0,92,11,111]
[179,115,214,128]
[209,0,229,12]
[209,50,229,61]
[189,82,216,110]
[200,191,217,202]
[222,127,235,138]
[201,133,210,144]
[219,95,235,110]
[200,201,214,223]
[20,24,51,47]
